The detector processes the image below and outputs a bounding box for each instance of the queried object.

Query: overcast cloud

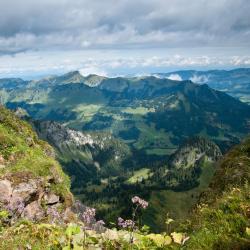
[0,0,249,77]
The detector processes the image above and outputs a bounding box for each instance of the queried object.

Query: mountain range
[1,70,250,156]
[1,70,250,228]
[157,68,250,104]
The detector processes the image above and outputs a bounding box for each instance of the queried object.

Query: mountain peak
[83,74,107,87]
[55,70,85,84]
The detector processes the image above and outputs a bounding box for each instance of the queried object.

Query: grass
[143,162,216,231]
[0,105,71,199]
[122,106,155,115]
[126,168,152,184]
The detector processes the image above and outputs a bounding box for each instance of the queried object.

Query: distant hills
[156,68,250,104]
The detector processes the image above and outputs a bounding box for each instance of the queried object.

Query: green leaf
[0,210,9,219]
[165,218,174,225]
[65,223,81,238]
[146,233,172,247]
[171,232,184,244]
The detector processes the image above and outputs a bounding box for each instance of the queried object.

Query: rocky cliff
[0,105,76,225]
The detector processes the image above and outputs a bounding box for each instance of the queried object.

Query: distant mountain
[1,70,250,159]
[157,68,250,104]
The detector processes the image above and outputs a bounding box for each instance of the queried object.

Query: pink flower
[131,196,148,209]
[117,217,135,229]
[82,207,96,225]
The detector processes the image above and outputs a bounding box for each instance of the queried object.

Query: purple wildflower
[131,196,148,209]
[96,220,105,226]
[47,206,61,224]
[117,217,135,229]
[82,207,96,225]
[6,198,25,216]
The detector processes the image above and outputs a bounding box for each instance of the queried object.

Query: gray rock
[22,201,44,221]
[0,179,12,203]
[0,155,5,164]
[26,137,34,147]
[12,181,38,203]
[44,193,60,205]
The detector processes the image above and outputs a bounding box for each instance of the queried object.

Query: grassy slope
[184,138,250,250]
[0,105,71,204]
[144,162,215,231]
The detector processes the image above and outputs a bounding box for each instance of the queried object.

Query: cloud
[167,74,183,81]
[190,74,209,83]
[0,0,249,54]
[79,67,107,77]
[1,50,250,79]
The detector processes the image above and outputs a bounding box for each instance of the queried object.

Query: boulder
[44,193,60,205]
[0,155,5,169]
[12,180,38,203]
[0,179,12,203]
[22,201,44,221]
[26,137,34,147]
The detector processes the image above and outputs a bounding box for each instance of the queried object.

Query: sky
[0,0,250,79]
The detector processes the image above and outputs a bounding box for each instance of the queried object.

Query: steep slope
[143,137,222,230]
[184,137,250,250]
[33,120,132,187]
[0,104,76,240]
[169,136,222,170]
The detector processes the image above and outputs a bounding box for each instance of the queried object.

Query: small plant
[165,213,174,233]
[118,195,148,245]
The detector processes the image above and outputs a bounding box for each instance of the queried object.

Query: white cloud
[190,74,209,83]
[79,67,107,77]
[0,0,249,54]
[167,74,183,81]
[0,50,250,79]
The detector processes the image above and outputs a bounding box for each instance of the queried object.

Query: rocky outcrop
[0,180,12,203]
[0,172,72,224]
[33,120,131,183]
[169,136,222,169]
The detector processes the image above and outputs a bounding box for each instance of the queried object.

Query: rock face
[44,193,60,205]
[0,180,12,203]
[0,173,68,223]
[22,201,45,221]
[169,136,222,169]
[33,120,131,185]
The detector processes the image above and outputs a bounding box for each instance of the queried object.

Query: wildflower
[96,220,105,226]
[94,219,106,232]
[82,207,96,225]
[117,217,135,229]
[47,206,61,224]
[131,196,148,209]
[6,197,25,216]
